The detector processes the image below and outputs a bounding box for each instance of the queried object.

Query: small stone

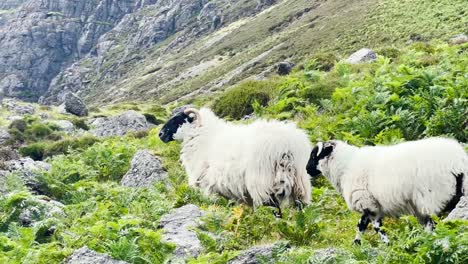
[63,246,129,264]
[51,120,75,133]
[449,34,468,45]
[345,48,377,64]
[121,150,168,188]
[276,61,295,76]
[159,204,205,259]
[0,129,11,145]
[228,245,275,264]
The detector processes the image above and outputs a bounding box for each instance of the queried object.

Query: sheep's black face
[306,143,334,177]
[159,112,194,143]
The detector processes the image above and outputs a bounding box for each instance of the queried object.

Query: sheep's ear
[315,142,324,157]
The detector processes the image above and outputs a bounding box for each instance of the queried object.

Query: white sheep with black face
[159,107,312,217]
[306,137,468,244]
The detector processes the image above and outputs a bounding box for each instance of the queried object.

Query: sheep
[159,107,312,217]
[306,137,468,244]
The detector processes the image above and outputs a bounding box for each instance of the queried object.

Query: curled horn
[184,108,201,126]
[316,142,324,157]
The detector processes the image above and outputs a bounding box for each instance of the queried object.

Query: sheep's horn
[316,142,324,157]
[184,108,201,126]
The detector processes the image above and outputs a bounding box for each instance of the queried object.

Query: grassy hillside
[1,41,467,263]
[79,0,467,105]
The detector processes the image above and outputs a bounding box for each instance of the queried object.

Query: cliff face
[0,0,151,101]
[0,0,277,103]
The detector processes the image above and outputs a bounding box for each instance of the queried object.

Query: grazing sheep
[159,107,312,216]
[306,137,468,244]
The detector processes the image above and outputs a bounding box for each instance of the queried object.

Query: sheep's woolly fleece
[174,108,312,207]
[317,137,468,218]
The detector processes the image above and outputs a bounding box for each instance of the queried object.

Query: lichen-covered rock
[63,93,88,116]
[50,120,74,133]
[276,61,295,76]
[90,111,150,137]
[64,246,129,264]
[345,48,377,64]
[1,98,35,115]
[159,204,205,259]
[121,150,168,188]
[449,33,468,45]
[0,147,20,162]
[0,129,12,145]
[6,158,51,193]
[228,245,275,264]
[17,196,65,226]
[445,197,468,221]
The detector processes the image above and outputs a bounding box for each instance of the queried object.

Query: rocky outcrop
[345,48,377,64]
[90,111,150,137]
[159,204,205,259]
[449,34,468,45]
[228,245,275,264]
[445,197,468,221]
[4,158,51,193]
[0,0,152,101]
[64,246,129,264]
[0,0,28,9]
[50,120,74,133]
[18,197,64,226]
[0,129,11,145]
[2,98,35,115]
[63,93,88,116]
[121,150,168,188]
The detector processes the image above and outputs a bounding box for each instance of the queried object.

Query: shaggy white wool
[174,108,312,207]
[318,137,468,218]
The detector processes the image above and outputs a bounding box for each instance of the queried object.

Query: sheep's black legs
[419,215,435,232]
[372,217,389,244]
[354,210,371,245]
[294,200,304,210]
[265,195,283,218]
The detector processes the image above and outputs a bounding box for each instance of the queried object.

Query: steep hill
[1,0,466,105]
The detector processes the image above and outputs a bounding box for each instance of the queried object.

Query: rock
[0,147,20,162]
[121,150,168,188]
[171,105,195,116]
[6,158,51,193]
[445,197,468,221]
[63,93,88,116]
[17,196,65,226]
[228,245,275,264]
[50,120,74,133]
[63,246,129,264]
[90,111,150,137]
[309,248,343,263]
[1,99,35,115]
[159,204,205,259]
[449,34,468,45]
[276,61,295,76]
[0,129,12,145]
[345,48,377,64]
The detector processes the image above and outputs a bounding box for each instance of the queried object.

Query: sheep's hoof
[272,210,283,218]
[294,200,304,210]
[353,239,361,245]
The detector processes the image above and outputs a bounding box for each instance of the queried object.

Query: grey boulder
[63,93,88,116]
[276,61,295,76]
[64,246,129,264]
[2,99,35,115]
[90,111,150,137]
[445,197,468,221]
[0,129,11,145]
[50,120,74,133]
[121,150,168,188]
[228,245,275,264]
[17,196,65,226]
[345,48,377,64]
[5,158,51,193]
[449,34,468,45]
[159,204,205,259]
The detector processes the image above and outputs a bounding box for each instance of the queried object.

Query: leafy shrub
[20,136,100,160]
[70,118,89,130]
[213,80,277,120]
[19,143,46,161]
[304,52,338,71]
[8,119,27,132]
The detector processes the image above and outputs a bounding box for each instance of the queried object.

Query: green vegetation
[1,41,467,263]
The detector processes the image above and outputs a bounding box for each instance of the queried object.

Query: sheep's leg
[354,210,371,245]
[372,217,389,244]
[419,215,435,232]
[265,194,283,218]
[294,199,304,210]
